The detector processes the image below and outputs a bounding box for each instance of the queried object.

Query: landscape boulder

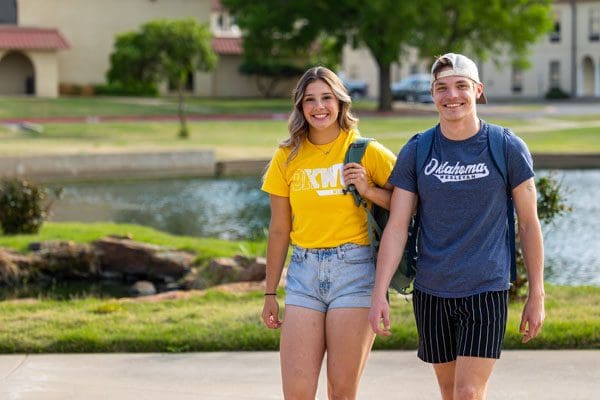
[2,238,267,297]
[28,240,99,279]
[190,255,266,288]
[129,280,157,297]
[0,248,31,284]
[92,236,194,281]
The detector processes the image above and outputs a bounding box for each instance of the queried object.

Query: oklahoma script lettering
[424,158,489,183]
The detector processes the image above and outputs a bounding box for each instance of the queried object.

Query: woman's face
[301,79,340,134]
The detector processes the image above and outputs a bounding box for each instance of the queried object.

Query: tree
[108,19,217,138]
[223,0,417,110]
[239,61,306,98]
[348,1,418,111]
[412,0,554,70]
[222,0,343,97]
[223,0,553,111]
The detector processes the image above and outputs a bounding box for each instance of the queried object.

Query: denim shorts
[285,243,375,313]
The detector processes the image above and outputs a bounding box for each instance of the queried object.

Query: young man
[368,53,545,400]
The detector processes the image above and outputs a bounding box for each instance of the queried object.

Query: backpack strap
[404,125,436,276]
[487,123,508,184]
[344,137,372,206]
[343,137,382,254]
[487,123,517,282]
[416,126,437,174]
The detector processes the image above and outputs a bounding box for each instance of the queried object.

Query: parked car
[338,72,368,99]
[391,73,432,103]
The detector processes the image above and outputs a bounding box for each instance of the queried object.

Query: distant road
[1,101,599,124]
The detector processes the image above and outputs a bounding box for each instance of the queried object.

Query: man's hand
[520,294,545,343]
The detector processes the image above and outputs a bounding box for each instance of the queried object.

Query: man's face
[431,68,484,122]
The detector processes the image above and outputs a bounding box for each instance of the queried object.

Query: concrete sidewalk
[0,350,598,399]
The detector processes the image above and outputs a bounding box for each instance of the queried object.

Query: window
[0,0,17,24]
[549,61,561,89]
[511,67,523,93]
[215,12,239,34]
[590,8,600,41]
[549,12,561,43]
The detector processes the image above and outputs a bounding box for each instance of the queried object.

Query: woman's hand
[262,296,282,329]
[343,162,369,195]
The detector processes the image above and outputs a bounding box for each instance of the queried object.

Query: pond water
[50,176,270,240]
[539,170,600,286]
[49,170,600,287]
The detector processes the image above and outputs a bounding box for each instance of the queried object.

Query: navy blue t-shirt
[389,121,534,297]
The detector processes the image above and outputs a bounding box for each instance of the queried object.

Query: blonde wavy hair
[281,66,358,161]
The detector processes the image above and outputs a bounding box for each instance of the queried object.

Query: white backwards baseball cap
[431,53,487,104]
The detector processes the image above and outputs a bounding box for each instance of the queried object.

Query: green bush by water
[0,179,50,234]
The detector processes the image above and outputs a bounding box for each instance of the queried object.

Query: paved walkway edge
[0,350,598,399]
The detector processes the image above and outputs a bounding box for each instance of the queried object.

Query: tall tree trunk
[256,75,280,98]
[177,82,188,139]
[377,62,393,112]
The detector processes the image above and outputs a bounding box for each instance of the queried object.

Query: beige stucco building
[0,26,68,97]
[481,0,600,99]
[18,0,212,90]
[4,0,596,101]
[0,0,287,98]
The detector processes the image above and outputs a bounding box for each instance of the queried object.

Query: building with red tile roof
[0,0,294,98]
[0,26,69,50]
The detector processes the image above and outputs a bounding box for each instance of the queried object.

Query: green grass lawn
[0,97,291,118]
[1,116,599,158]
[1,96,600,157]
[0,97,598,352]
[519,127,600,153]
[0,97,178,119]
[0,222,255,261]
[0,97,380,119]
[0,223,598,352]
[0,284,597,353]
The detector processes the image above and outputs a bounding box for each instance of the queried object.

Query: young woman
[261,66,396,399]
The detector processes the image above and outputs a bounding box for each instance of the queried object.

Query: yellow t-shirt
[262,129,396,248]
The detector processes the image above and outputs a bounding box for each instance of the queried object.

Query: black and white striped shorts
[413,288,509,364]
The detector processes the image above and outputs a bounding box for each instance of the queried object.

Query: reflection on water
[49,171,599,286]
[50,176,270,240]
[0,280,130,300]
[538,170,600,287]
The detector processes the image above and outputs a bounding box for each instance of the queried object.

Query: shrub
[536,175,572,224]
[545,87,570,100]
[510,174,571,299]
[58,82,83,96]
[92,82,159,97]
[58,83,96,97]
[80,84,95,96]
[0,179,59,235]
